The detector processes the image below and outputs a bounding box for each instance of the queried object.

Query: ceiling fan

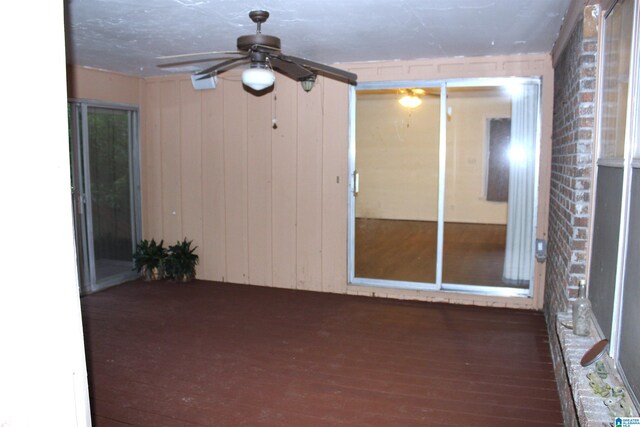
[158,10,358,92]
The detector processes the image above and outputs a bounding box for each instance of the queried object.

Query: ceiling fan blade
[280,55,357,85]
[194,56,250,80]
[268,56,314,81]
[157,51,243,60]
[158,56,245,69]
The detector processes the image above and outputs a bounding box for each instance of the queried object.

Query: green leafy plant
[165,239,199,282]
[132,239,167,281]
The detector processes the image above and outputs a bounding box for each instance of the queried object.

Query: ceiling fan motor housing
[237,10,281,51]
[237,34,281,52]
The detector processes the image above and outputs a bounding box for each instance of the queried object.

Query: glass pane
[87,107,133,282]
[443,83,538,288]
[355,87,440,283]
[589,166,624,338]
[618,169,640,407]
[599,0,634,159]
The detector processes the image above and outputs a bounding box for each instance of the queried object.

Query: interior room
[354,85,523,287]
[2,0,639,426]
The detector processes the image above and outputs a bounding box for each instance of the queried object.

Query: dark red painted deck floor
[81,280,563,426]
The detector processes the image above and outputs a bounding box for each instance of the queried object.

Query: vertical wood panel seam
[246,92,251,285]
[141,82,148,237]
[197,89,204,271]
[295,86,299,290]
[199,89,205,276]
[222,83,228,282]
[159,83,165,239]
[294,87,298,289]
[178,81,183,240]
[320,79,326,291]
[141,83,147,238]
[295,86,300,289]
[295,85,304,289]
[270,90,275,287]
[269,91,274,286]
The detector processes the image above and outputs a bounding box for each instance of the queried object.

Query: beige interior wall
[444,91,511,224]
[67,65,142,105]
[69,54,552,310]
[356,90,510,224]
[140,72,349,292]
[355,93,440,221]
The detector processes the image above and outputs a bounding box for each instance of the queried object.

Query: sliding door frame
[69,99,142,294]
[348,77,541,299]
[69,103,91,290]
[348,79,444,292]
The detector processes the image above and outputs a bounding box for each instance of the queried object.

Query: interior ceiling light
[301,75,316,92]
[242,64,276,91]
[399,95,422,109]
[398,89,423,109]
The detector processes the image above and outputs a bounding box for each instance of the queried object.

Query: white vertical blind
[503,83,539,283]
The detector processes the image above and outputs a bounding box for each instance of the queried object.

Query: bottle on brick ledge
[573,279,591,336]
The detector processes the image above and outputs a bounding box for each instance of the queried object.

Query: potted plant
[165,239,199,282]
[132,239,167,281]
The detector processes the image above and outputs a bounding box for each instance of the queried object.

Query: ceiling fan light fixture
[300,75,316,92]
[242,66,275,91]
[398,94,422,109]
[159,10,358,95]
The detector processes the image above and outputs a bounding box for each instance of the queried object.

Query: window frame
[588,0,640,409]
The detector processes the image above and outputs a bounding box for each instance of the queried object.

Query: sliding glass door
[349,79,540,296]
[353,85,441,288]
[69,102,141,294]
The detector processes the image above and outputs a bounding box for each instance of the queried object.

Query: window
[589,0,640,409]
[486,118,511,202]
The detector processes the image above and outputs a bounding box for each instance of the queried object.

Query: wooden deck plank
[82,280,563,426]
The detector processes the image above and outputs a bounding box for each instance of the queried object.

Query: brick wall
[545,17,597,318]
[545,14,598,426]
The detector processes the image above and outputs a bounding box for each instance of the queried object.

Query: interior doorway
[69,101,141,294]
[349,79,541,297]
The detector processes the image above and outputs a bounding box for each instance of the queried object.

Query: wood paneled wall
[67,65,142,106]
[141,72,349,292]
[71,54,553,309]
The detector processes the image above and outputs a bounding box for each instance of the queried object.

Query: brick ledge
[556,312,638,426]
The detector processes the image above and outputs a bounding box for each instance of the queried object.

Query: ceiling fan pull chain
[272,92,278,129]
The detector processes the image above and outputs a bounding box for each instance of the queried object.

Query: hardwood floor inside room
[82,280,562,426]
[355,218,524,288]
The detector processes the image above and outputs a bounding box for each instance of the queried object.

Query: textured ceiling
[65,0,571,77]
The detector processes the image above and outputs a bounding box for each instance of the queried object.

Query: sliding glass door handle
[353,171,359,196]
